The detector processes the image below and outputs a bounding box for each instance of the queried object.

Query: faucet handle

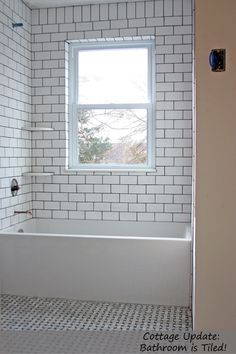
[11,179,20,196]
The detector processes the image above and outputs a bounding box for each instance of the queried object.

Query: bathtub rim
[0,218,192,240]
[0,230,191,241]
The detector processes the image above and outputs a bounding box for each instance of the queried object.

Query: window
[69,39,155,170]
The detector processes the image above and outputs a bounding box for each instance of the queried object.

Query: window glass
[78,108,147,165]
[78,48,148,104]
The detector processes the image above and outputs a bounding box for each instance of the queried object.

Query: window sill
[64,167,157,173]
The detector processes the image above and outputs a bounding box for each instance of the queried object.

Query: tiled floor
[0,294,192,332]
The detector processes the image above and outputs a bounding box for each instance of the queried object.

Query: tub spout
[14,210,32,216]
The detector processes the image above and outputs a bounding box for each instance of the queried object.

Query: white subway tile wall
[0,0,193,228]
[0,0,32,230]
[31,0,193,223]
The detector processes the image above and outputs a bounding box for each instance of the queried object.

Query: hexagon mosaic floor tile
[0,294,192,332]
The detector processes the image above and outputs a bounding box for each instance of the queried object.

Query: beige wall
[194,0,236,329]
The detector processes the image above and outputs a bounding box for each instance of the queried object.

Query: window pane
[78,109,147,165]
[78,48,148,104]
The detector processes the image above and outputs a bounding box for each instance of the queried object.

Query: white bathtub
[0,219,191,306]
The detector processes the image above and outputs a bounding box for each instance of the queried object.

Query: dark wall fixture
[209,49,226,72]
[12,23,23,28]
[11,179,20,197]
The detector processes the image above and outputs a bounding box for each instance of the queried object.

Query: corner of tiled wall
[0,0,32,230]
[0,0,193,228]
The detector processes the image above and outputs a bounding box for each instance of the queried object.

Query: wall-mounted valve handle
[11,179,20,196]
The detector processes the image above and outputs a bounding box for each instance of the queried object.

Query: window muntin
[69,40,155,170]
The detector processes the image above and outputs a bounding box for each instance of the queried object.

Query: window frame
[68,39,156,171]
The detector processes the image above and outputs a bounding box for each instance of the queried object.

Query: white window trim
[68,38,156,171]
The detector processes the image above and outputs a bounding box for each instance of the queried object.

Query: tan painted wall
[194,0,236,329]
